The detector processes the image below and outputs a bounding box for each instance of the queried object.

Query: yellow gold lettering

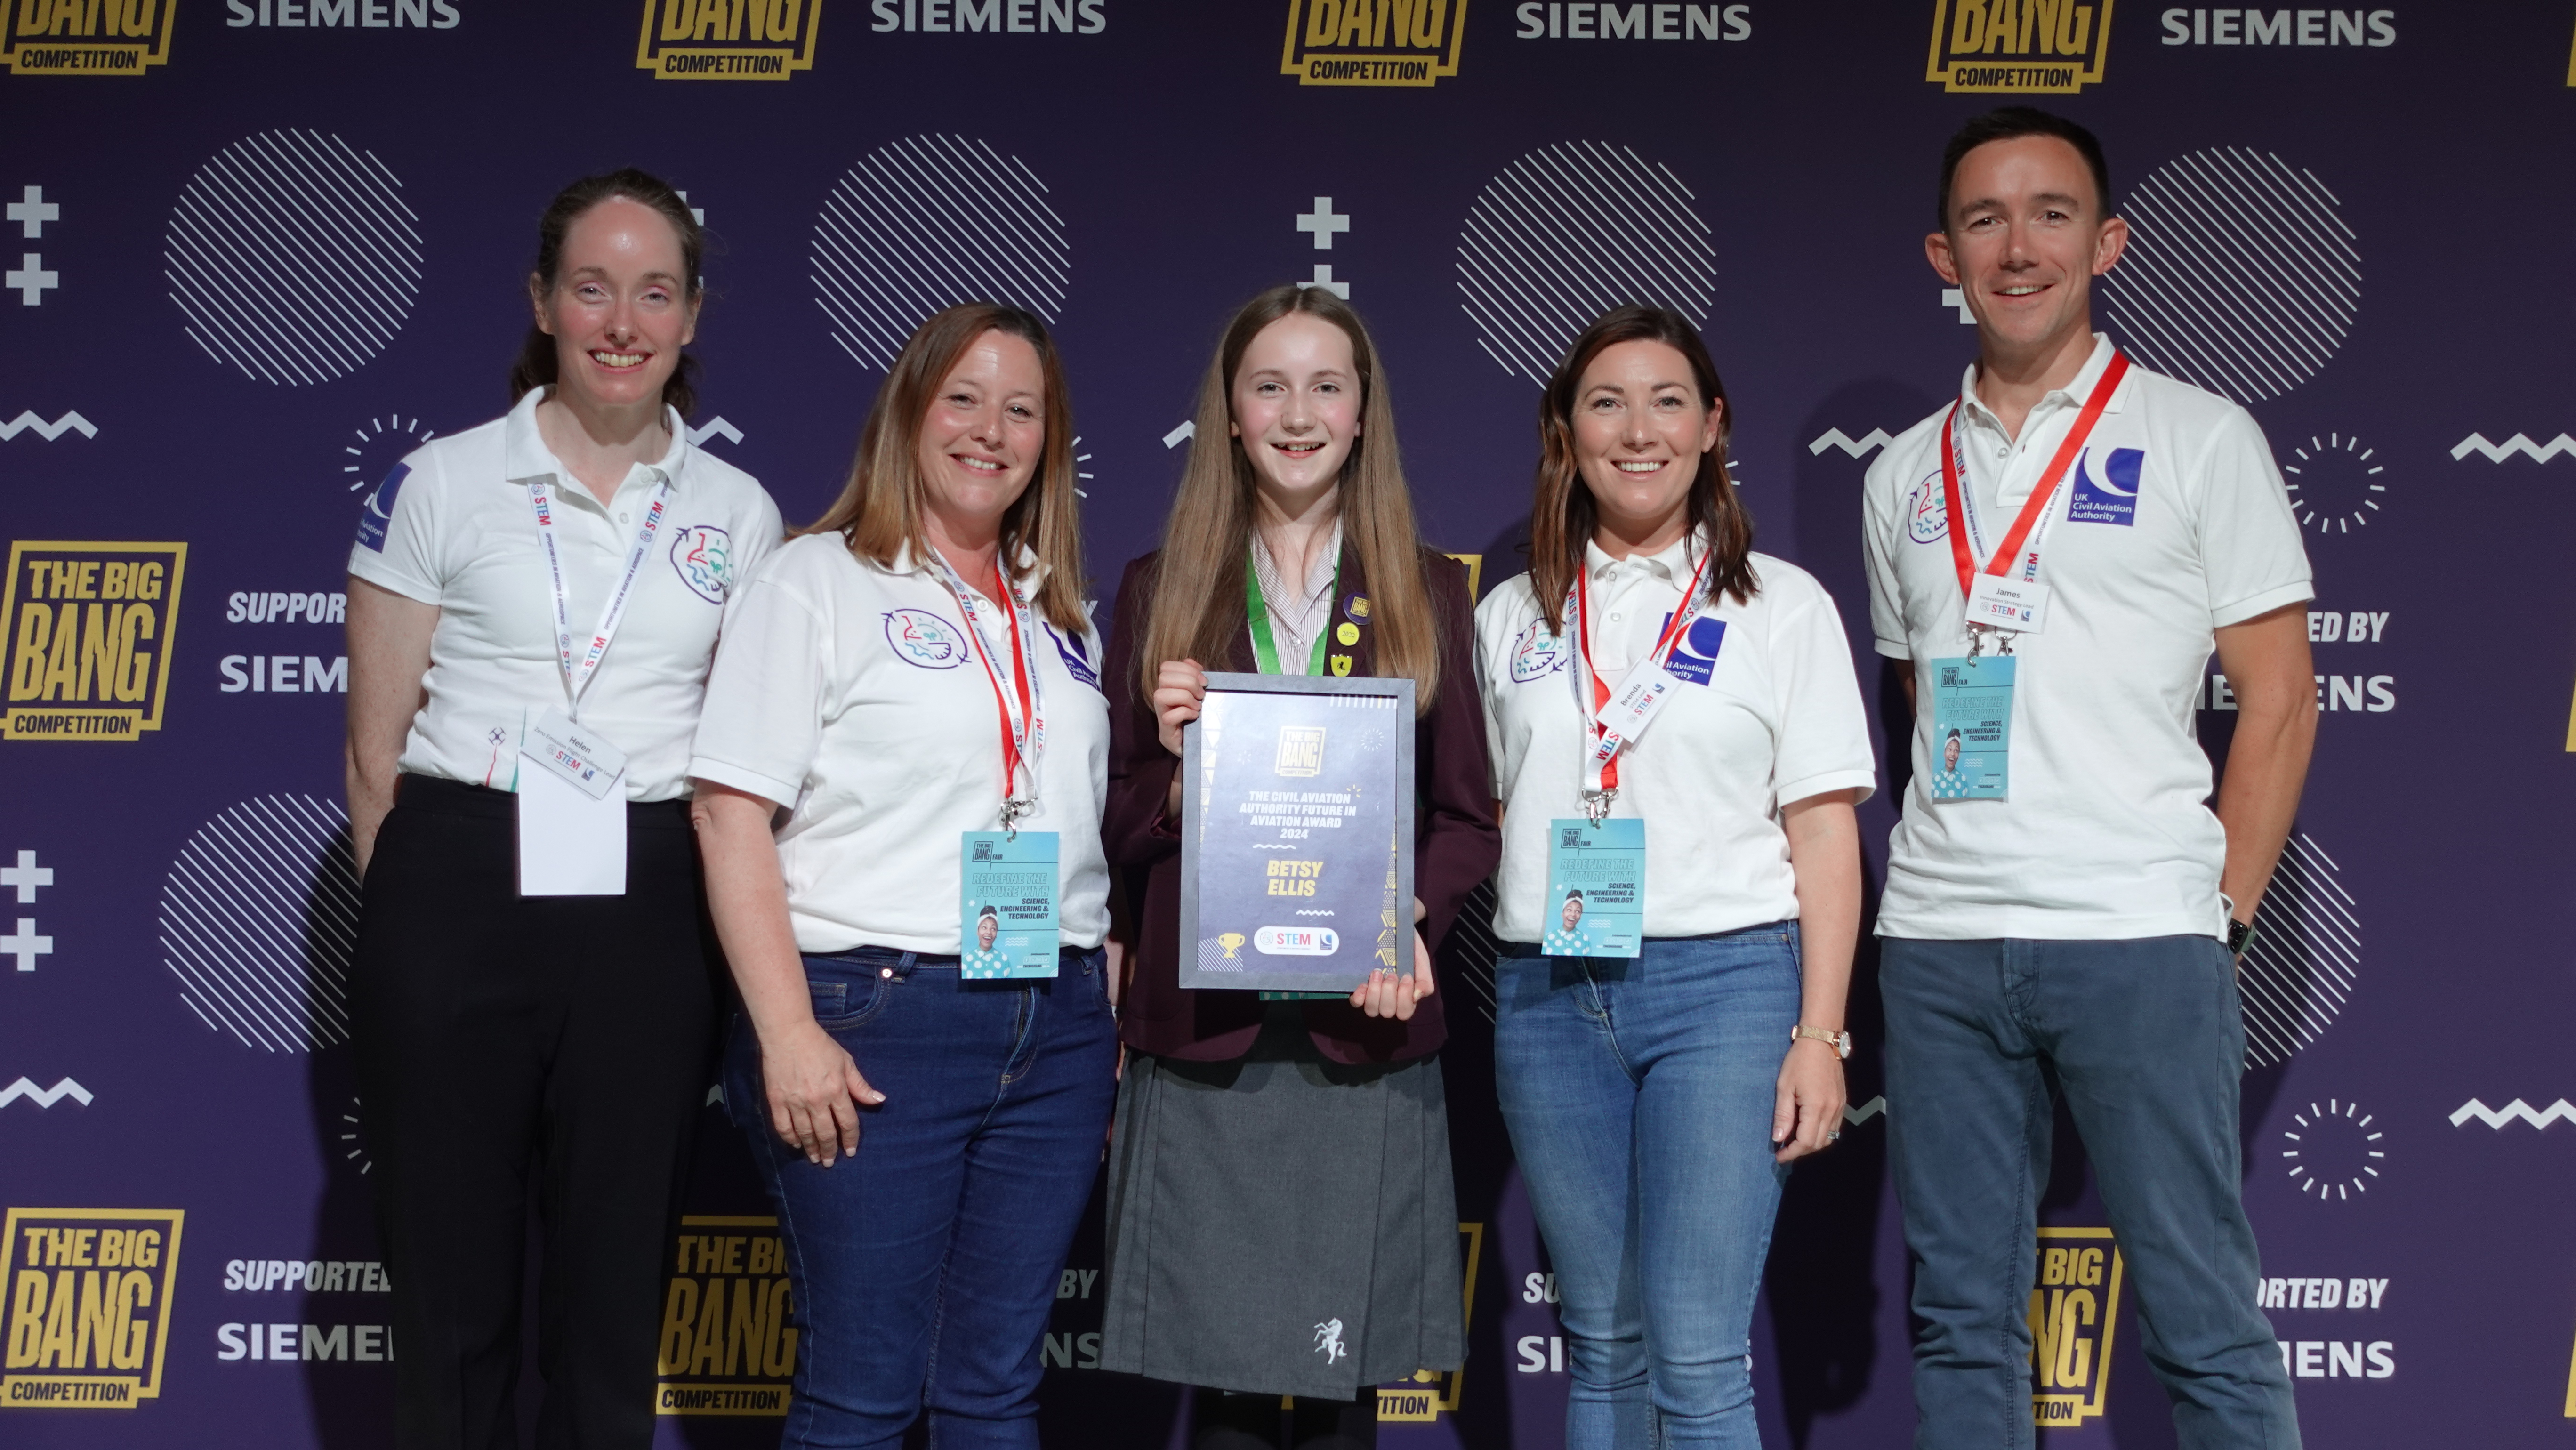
[656,1278,700,1375]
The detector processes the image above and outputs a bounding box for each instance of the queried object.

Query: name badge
[1927,655,2016,801]
[516,763,627,896]
[523,707,629,801]
[1543,817,1643,958]
[960,830,1059,979]
[1593,662,1682,753]
[1964,574,2051,634]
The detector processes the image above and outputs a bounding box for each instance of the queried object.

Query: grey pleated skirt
[1098,1005,1464,1400]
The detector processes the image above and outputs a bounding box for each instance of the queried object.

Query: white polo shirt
[1861,335,2312,941]
[1476,540,1878,943]
[687,533,1111,955]
[347,388,783,801]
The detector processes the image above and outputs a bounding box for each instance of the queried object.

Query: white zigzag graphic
[687,416,743,446]
[2449,433,2576,463]
[2447,1097,2576,1129]
[1808,428,1893,459]
[1843,1095,1885,1125]
[0,1076,93,1108]
[0,410,96,441]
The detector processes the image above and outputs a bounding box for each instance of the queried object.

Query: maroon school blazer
[1102,545,1500,1066]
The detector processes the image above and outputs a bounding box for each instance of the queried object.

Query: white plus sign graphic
[1295,197,1350,250]
[7,254,56,306]
[1,851,49,902]
[1303,264,1349,299]
[2,918,50,972]
[7,186,57,239]
[1940,288,1976,324]
[676,189,705,225]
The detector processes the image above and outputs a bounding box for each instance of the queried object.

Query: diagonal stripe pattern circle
[1456,140,1718,386]
[162,129,424,387]
[2101,146,2360,404]
[811,135,1070,370]
[2238,833,2361,1070]
[158,795,362,1053]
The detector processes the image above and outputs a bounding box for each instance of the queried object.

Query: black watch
[2225,918,2255,956]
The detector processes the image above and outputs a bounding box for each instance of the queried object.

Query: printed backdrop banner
[3,2,2573,1446]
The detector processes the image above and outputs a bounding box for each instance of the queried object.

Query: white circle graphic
[2279,1097,2385,1203]
[2238,833,2359,1069]
[2101,146,2359,403]
[2280,430,2388,537]
[1457,140,1717,385]
[159,795,361,1053]
[163,129,424,387]
[810,135,1070,370]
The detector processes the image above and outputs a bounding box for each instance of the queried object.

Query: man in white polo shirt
[1862,108,2315,1447]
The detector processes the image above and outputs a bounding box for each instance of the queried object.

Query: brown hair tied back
[508,167,708,418]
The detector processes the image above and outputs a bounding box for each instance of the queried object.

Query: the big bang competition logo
[656,1217,797,1415]
[636,0,821,79]
[4,542,187,742]
[1,0,176,74]
[2029,1227,2123,1426]
[1924,0,2112,93]
[1280,0,1467,87]
[4,1208,185,1410]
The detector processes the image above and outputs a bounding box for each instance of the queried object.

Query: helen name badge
[1964,573,2050,635]
[960,830,1060,979]
[1543,816,1644,958]
[516,707,629,896]
[1927,655,2015,801]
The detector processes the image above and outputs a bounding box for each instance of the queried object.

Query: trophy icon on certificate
[1218,932,1246,959]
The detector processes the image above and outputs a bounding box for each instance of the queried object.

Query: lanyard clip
[1000,798,1034,840]
[1581,788,1616,826]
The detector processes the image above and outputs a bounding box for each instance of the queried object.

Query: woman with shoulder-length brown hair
[687,301,1118,1448]
[1096,284,1500,1450]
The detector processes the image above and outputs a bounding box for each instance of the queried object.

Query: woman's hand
[1771,1037,1847,1163]
[1152,658,1208,758]
[1351,929,1437,1021]
[759,1019,883,1167]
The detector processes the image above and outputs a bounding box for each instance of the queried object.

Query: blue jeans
[1881,936,2299,1450]
[1493,924,1803,1450]
[724,946,1119,1449]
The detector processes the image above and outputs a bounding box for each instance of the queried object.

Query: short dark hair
[1565,890,1583,902]
[1936,107,2112,231]
[511,167,708,418]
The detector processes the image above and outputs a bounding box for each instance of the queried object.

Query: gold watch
[1792,1025,1851,1060]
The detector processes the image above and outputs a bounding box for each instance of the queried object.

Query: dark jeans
[353,776,717,1450]
[1882,935,2300,1450]
[726,945,1119,1449]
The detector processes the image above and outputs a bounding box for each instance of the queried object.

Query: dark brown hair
[1937,106,2113,230]
[1530,305,1754,634]
[509,168,707,417]
[1136,285,1443,716]
[801,303,1087,634]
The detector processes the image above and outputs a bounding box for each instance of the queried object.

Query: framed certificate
[1177,671,1416,992]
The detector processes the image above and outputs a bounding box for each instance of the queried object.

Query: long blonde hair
[802,302,1087,632]
[1136,286,1442,715]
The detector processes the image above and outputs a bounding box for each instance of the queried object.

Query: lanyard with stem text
[1938,351,2129,657]
[928,550,1047,836]
[526,473,673,719]
[1566,544,1715,823]
[1244,551,1337,676]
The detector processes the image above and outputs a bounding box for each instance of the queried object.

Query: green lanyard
[1244,550,1336,676]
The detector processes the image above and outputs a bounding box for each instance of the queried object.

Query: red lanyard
[966,557,1035,803]
[1939,351,2129,600]
[1569,545,1714,794]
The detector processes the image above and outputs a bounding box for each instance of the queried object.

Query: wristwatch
[2226,918,2256,956]
[1792,1025,1852,1060]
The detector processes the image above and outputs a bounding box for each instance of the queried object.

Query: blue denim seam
[766,1136,822,1449]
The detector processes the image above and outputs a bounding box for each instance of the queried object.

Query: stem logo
[4,543,188,742]
[2,0,176,74]
[1924,0,2112,93]
[656,1217,797,1415]
[3,1208,185,1410]
[1280,0,1467,87]
[635,0,821,80]
[2028,1227,2122,1426]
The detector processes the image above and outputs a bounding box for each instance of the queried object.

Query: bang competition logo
[1280,0,1466,87]
[1925,0,2112,93]
[657,1217,796,1415]
[4,1208,185,1410]
[2029,1227,2123,1427]
[4,542,187,741]
[2,0,176,75]
[635,0,821,79]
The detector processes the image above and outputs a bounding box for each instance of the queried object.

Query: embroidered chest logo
[2068,447,2144,527]
[1044,623,1100,689]
[668,525,733,603]
[1908,470,1950,544]
[1509,617,1567,683]
[1312,1317,1346,1363]
[1663,616,1728,686]
[882,609,966,669]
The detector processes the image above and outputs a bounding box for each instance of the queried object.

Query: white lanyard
[926,550,1048,832]
[527,472,673,718]
[1564,545,1715,821]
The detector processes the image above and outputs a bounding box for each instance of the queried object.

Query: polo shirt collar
[501,386,692,499]
[886,538,1052,597]
[1585,528,1701,585]
[1957,331,2127,434]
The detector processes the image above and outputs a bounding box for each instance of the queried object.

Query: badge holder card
[1542,816,1645,958]
[1926,654,2016,801]
[515,707,630,897]
[960,830,1060,979]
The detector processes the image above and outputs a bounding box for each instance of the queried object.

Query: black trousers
[353,776,719,1450]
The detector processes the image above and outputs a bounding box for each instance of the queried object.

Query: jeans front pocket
[805,953,898,1032]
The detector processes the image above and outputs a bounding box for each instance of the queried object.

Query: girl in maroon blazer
[1096,285,1499,1450]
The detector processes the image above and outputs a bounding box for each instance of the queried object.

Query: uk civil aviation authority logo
[2,0,177,75]
[1924,0,2112,94]
[3,1208,185,1410]
[636,0,822,80]
[4,542,187,741]
[1280,0,1467,87]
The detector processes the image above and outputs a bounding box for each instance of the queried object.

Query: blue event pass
[1544,817,1644,958]
[1927,655,2015,801]
[959,830,1059,979]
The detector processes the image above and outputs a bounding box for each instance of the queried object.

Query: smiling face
[976,912,999,951]
[1571,339,1722,543]
[1927,135,2128,359]
[914,328,1047,546]
[1560,894,1584,931]
[532,197,698,416]
[1943,735,1962,771]
[1229,312,1362,501]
